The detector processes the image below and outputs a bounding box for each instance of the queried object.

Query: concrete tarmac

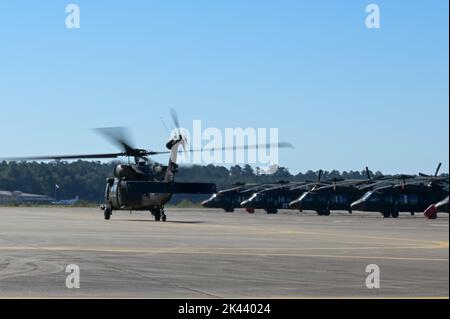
[0,207,448,298]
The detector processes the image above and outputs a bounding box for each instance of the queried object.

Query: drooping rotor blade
[393,174,417,180]
[400,176,449,188]
[435,162,442,177]
[365,166,371,180]
[0,152,126,162]
[419,162,443,178]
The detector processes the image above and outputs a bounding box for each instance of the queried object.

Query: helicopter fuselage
[103,161,172,210]
[105,177,173,211]
[105,177,172,211]
[351,184,449,217]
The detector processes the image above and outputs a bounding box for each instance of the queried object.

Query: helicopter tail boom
[164,136,186,182]
[123,181,217,195]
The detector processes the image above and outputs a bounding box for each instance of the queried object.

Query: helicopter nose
[424,204,438,219]
[201,200,211,208]
[241,199,253,208]
[351,199,366,211]
[289,199,302,210]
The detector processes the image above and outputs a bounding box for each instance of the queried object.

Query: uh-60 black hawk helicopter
[288,167,389,216]
[3,109,292,222]
[201,181,296,213]
[351,163,449,218]
[201,182,272,213]
[240,171,329,214]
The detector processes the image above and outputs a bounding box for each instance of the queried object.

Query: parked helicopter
[2,109,293,222]
[288,168,389,216]
[240,171,326,214]
[350,167,448,218]
[201,182,289,213]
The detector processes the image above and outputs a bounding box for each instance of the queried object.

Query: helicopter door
[105,179,114,203]
[108,182,121,209]
[105,184,110,201]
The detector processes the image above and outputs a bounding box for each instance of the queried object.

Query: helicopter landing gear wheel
[104,207,112,220]
[382,211,391,218]
[161,208,167,222]
[266,208,278,215]
[151,208,166,222]
[317,209,330,216]
[391,211,399,219]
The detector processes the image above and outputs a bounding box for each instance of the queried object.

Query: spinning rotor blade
[170,108,181,133]
[182,142,294,153]
[169,108,188,152]
[94,127,158,160]
[1,127,148,162]
[1,152,125,161]
[93,127,136,154]
[146,142,294,156]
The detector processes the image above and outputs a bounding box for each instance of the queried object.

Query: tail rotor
[170,108,187,152]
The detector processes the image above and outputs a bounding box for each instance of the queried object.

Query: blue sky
[0,0,448,174]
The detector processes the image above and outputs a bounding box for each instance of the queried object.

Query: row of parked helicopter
[201,164,449,219]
